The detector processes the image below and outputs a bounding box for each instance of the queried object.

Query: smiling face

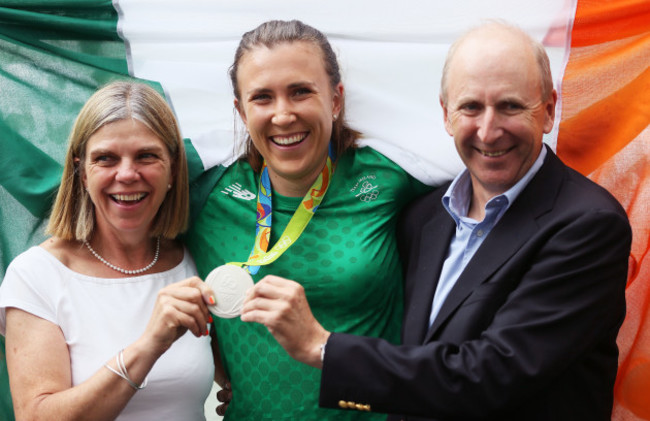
[234,41,342,197]
[82,118,173,239]
[441,27,556,205]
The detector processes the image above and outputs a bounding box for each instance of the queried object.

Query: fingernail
[204,329,209,336]
[209,295,215,305]
[208,315,213,323]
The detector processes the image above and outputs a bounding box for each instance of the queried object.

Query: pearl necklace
[84,237,160,275]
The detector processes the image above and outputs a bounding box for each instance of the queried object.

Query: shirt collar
[443,145,547,221]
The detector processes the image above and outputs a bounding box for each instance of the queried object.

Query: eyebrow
[244,80,317,97]
[87,144,165,155]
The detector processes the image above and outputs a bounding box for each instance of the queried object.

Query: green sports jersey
[187,147,430,420]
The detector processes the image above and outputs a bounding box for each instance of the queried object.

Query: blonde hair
[46,81,189,241]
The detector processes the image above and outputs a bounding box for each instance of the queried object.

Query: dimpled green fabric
[187,147,429,420]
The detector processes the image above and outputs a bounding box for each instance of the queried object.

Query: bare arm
[6,277,214,421]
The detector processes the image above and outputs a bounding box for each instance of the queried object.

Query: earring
[167,184,172,190]
[333,114,338,121]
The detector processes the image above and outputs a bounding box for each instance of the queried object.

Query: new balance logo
[221,183,256,200]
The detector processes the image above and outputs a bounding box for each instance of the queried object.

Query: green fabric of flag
[0,0,129,274]
[0,2,168,419]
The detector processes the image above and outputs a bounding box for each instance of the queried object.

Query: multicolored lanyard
[230,146,335,274]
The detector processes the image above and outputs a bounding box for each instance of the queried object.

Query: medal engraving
[205,265,254,318]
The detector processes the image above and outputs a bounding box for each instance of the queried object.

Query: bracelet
[320,342,327,363]
[104,349,148,390]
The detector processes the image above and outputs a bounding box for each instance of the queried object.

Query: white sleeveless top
[0,246,214,421]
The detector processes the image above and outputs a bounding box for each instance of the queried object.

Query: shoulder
[39,237,79,264]
[540,151,628,218]
[336,147,433,201]
[402,181,449,219]
[7,246,53,271]
[396,182,450,251]
[189,159,256,220]
[516,152,631,248]
[341,146,406,171]
[2,245,66,298]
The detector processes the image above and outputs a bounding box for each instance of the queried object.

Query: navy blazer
[320,148,631,420]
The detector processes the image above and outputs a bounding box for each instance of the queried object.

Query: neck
[89,226,156,265]
[267,163,327,198]
[270,174,317,197]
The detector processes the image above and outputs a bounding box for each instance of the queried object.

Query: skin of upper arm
[5,307,72,418]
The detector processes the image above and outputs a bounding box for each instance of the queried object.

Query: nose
[114,159,139,183]
[476,107,502,144]
[271,98,296,126]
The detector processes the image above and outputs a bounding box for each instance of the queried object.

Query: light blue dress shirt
[429,147,548,327]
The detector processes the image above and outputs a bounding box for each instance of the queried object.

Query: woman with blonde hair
[0,81,222,420]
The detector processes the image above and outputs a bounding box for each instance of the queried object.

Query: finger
[160,284,212,317]
[248,276,298,301]
[216,387,232,403]
[216,403,228,416]
[257,274,296,290]
[160,282,204,303]
[171,277,216,305]
[156,294,211,337]
[240,306,289,330]
[241,292,291,317]
[192,278,217,307]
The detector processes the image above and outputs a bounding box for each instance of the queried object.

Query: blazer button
[338,400,348,409]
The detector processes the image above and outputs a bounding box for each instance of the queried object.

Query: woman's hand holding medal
[140,276,216,356]
[240,275,331,369]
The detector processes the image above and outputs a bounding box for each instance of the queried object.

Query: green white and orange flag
[0,1,648,420]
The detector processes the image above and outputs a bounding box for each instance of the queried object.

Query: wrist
[309,331,331,369]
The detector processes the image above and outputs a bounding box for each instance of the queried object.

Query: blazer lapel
[424,147,563,342]
[403,210,456,345]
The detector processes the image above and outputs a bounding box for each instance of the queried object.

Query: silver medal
[205,265,254,318]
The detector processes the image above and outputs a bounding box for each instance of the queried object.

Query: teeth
[271,133,306,145]
[111,193,146,202]
[480,149,508,157]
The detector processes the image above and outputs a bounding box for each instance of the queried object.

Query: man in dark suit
[241,21,632,420]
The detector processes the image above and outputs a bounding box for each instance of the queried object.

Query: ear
[440,96,454,136]
[543,89,558,134]
[234,98,247,126]
[332,82,344,117]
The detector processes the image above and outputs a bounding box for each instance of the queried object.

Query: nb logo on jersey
[221,183,256,201]
[350,176,380,203]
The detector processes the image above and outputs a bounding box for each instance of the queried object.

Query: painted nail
[209,296,215,305]
[204,329,209,336]
[208,315,213,323]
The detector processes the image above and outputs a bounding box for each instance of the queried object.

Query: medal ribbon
[230,146,335,274]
